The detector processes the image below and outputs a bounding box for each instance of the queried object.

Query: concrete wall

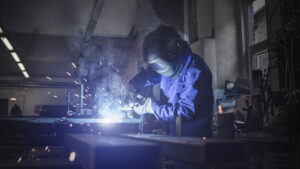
[214,0,240,88]
[135,0,184,69]
[184,0,249,89]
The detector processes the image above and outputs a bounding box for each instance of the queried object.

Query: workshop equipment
[217,113,235,139]
[64,134,162,169]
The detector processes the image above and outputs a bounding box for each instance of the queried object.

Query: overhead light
[46,76,52,80]
[66,72,71,76]
[22,71,29,78]
[0,27,3,34]
[11,52,20,62]
[1,37,14,51]
[18,63,25,71]
[10,98,17,101]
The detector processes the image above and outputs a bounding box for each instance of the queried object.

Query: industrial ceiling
[0,0,137,78]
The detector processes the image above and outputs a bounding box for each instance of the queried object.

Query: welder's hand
[133,98,154,115]
[144,98,154,114]
[133,104,145,115]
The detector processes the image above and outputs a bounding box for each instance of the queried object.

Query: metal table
[122,134,247,168]
[64,133,162,169]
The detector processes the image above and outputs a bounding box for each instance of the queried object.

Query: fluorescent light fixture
[22,71,29,78]
[11,52,20,62]
[0,27,3,34]
[1,37,14,50]
[46,76,52,80]
[18,63,25,71]
[10,98,17,101]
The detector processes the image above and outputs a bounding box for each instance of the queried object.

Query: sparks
[66,72,71,76]
[17,157,22,163]
[71,62,77,68]
[218,104,223,114]
[69,152,76,162]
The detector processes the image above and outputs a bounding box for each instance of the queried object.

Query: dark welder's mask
[143,26,188,78]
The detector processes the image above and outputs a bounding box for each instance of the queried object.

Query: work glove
[133,98,154,115]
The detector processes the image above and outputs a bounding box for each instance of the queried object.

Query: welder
[133,25,213,137]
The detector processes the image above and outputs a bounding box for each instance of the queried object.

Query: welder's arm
[152,69,202,123]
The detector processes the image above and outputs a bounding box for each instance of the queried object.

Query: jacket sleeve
[152,67,203,123]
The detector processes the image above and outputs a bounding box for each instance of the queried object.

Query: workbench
[64,133,247,169]
[0,117,141,136]
[122,134,247,168]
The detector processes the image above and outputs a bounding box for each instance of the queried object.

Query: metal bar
[67,89,71,113]
[85,0,106,41]
[0,80,80,89]
[175,116,182,137]
[80,84,84,115]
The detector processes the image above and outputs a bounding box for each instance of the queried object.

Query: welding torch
[121,94,149,114]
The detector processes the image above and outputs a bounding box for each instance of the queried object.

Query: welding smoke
[67,37,135,119]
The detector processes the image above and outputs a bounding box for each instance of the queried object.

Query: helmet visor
[148,57,174,77]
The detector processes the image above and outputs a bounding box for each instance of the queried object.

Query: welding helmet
[143,25,189,78]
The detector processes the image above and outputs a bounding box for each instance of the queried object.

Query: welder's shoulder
[191,53,212,78]
[184,62,201,84]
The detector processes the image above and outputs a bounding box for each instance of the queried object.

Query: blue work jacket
[152,53,213,137]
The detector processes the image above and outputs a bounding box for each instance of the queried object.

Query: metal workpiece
[122,134,248,168]
[64,134,162,169]
[0,118,141,136]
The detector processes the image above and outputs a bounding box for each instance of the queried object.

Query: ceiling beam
[85,0,106,41]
